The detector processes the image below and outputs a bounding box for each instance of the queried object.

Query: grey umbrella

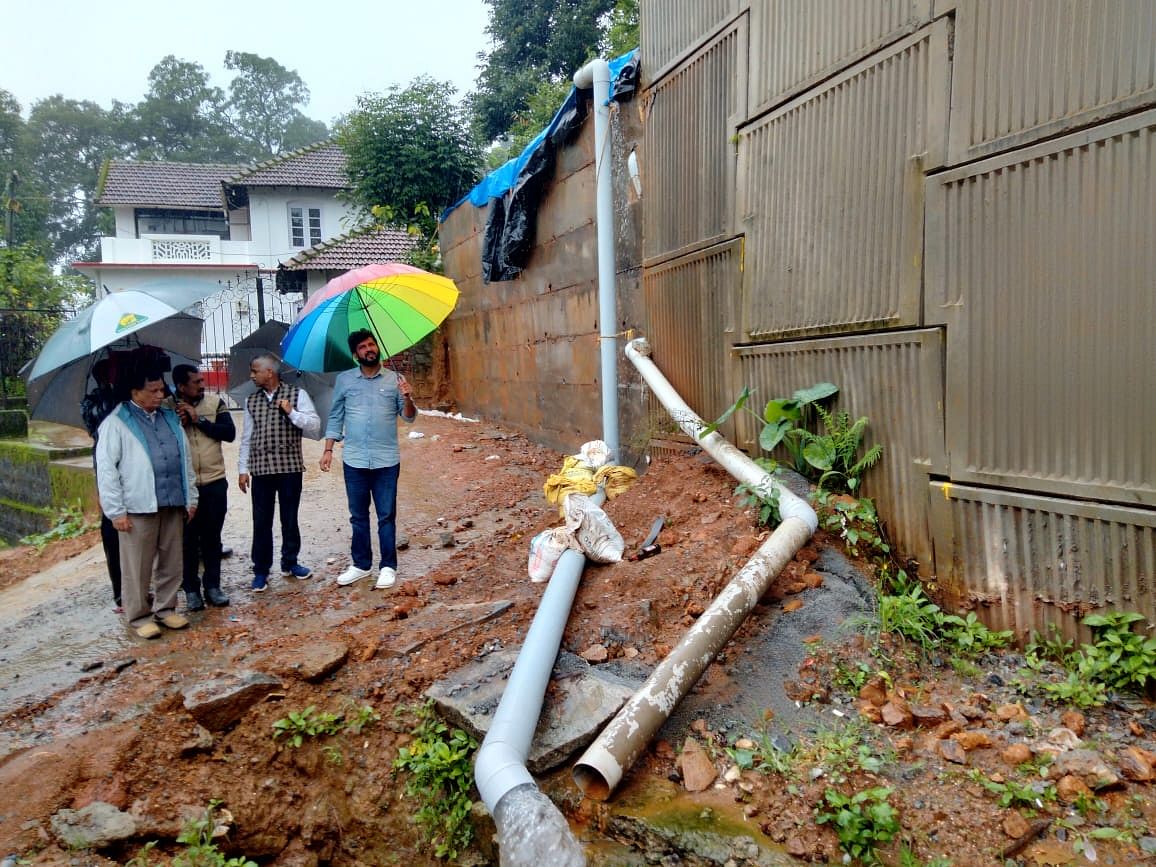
[227,321,336,427]
[24,312,204,429]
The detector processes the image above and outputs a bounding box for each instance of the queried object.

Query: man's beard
[360,351,379,365]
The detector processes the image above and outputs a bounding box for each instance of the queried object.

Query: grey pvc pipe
[571,337,818,800]
[574,57,619,460]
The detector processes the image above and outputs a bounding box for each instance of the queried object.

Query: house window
[290,207,322,247]
[135,208,229,239]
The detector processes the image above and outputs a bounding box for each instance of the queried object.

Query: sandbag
[564,493,624,563]
[527,528,571,583]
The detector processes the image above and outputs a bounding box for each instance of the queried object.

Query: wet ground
[0,409,1154,866]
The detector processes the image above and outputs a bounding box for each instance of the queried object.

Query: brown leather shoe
[135,622,162,639]
[155,612,189,630]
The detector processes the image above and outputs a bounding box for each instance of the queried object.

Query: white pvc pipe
[571,337,818,800]
[573,58,619,460]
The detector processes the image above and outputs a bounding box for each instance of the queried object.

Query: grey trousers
[119,507,185,627]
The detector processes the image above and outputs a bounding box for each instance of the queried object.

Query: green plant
[816,491,891,559]
[19,500,94,551]
[173,800,256,867]
[816,786,899,865]
[272,705,343,747]
[832,660,876,693]
[940,611,1013,655]
[1026,623,1075,665]
[966,770,1054,810]
[343,702,381,735]
[125,841,158,867]
[727,727,798,776]
[322,743,344,766]
[700,382,839,475]
[801,723,889,784]
[802,406,884,493]
[733,457,782,527]
[874,583,1012,658]
[393,702,479,860]
[1071,789,1108,817]
[272,702,379,747]
[897,845,952,867]
[1081,611,1156,692]
[1041,665,1110,708]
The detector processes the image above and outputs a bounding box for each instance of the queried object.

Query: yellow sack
[593,464,638,500]
[543,456,598,512]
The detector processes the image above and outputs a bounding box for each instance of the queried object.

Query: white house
[74,143,410,364]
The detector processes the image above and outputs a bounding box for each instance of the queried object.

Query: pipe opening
[572,763,610,802]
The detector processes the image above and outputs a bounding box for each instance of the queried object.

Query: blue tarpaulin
[442,50,641,284]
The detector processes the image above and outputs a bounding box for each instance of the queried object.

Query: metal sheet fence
[926,110,1156,508]
[748,0,934,116]
[643,19,747,262]
[949,0,1156,163]
[736,329,946,573]
[641,0,743,82]
[739,21,949,340]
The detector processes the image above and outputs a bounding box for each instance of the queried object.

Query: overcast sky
[3,0,491,123]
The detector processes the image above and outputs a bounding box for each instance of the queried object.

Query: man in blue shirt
[321,329,416,589]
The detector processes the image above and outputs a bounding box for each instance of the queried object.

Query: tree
[0,244,91,398]
[224,51,327,159]
[130,56,234,161]
[602,0,640,56]
[473,0,615,142]
[337,76,481,233]
[24,96,122,261]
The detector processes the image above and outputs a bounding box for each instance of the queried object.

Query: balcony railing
[98,235,259,266]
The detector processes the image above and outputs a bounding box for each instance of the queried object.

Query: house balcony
[98,235,263,268]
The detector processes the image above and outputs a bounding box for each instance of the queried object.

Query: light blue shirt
[324,366,415,469]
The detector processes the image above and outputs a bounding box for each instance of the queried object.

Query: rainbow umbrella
[280,262,459,372]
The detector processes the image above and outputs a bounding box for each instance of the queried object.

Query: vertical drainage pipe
[471,57,621,866]
[572,337,819,801]
[574,57,619,460]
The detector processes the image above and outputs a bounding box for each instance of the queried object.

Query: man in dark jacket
[80,358,123,611]
[171,364,235,610]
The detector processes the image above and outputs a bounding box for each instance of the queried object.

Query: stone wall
[0,441,97,543]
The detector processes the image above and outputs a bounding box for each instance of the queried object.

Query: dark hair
[124,364,165,393]
[172,364,199,387]
[347,329,376,355]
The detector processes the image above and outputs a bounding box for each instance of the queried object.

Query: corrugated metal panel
[643,19,747,262]
[925,110,1156,508]
[642,239,743,439]
[748,0,933,115]
[949,0,1156,163]
[739,21,950,340]
[641,0,743,82]
[736,329,946,575]
[929,483,1156,644]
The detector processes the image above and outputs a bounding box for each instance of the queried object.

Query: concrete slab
[427,649,643,773]
[388,600,514,657]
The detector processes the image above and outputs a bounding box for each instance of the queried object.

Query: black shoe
[220,545,234,559]
[186,590,205,612]
[205,587,231,607]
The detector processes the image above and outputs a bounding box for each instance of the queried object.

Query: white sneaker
[374,567,397,590]
[336,565,372,586]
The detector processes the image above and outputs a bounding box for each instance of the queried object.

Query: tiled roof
[282,225,417,271]
[97,160,245,208]
[227,141,347,188]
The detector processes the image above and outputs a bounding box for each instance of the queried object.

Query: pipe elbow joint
[778,491,819,533]
[573,57,611,90]
[474,740,535,813]
[625,337,651,359]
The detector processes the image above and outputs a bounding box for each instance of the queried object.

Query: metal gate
[194,273,304,392]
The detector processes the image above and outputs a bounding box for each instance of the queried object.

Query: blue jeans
[343,463,400,570]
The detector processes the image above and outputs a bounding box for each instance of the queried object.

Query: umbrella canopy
[280,262,458,372]
[228,320,336,426]
[27,279,222,382]
[25,313,204,428]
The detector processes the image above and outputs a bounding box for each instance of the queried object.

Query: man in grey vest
[96,365,198,639]
[237,354,320,592]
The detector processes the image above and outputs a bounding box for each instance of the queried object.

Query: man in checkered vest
[238,354,320,592]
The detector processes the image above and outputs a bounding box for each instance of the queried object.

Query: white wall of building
[246,187,358,268]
